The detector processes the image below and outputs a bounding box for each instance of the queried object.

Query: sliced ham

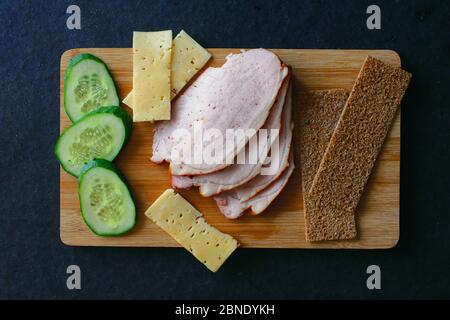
[214,152,295,219]
[214,87,294,219]
[228,84,293,202]
[152,49,289,175]
[171,76,290,196]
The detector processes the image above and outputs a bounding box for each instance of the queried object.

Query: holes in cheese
[132,30,172,122]
[145,189,239,272]
[124,30,211,112]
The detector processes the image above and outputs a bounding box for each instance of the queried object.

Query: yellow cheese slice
[170,30,212,97]
[124,30,211,109]
[145,189,239,272]
[132,30,172,122]
[122,90,133,107]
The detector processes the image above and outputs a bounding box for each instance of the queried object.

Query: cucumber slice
[64,53,119,122]
[79,159,136,236]
[55,106,132,177]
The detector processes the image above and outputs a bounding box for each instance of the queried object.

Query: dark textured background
[0,0,449,299]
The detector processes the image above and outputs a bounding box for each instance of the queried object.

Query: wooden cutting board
[60,48,401,249]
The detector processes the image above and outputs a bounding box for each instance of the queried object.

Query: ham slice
[214,87,294,219]
[215,152,295,219]
[228,84,293,202]
[170,76,290,196]
[152,49,289,175]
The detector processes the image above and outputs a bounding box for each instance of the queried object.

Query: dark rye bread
[299,90,349,193]
[298,90,349,241]
[306,56,411,242]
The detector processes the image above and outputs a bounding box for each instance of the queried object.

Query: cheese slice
[124,30,211,109]
[132,30,172,122]
[122,90,133,107]
[170,30,212,97]
[145,189,239,272]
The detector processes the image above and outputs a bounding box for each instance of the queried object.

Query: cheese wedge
[132,30,172,122]
[145,189,238,272]
[124,30,211,109]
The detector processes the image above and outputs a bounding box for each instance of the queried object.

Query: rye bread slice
[299,90,349,194]
[306,56,411,242]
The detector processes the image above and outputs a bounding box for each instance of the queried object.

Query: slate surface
[0,0,449,299]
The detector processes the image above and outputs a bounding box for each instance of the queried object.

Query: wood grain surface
[60,48,401,248]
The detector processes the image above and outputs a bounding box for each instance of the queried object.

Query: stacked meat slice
[214,84,294,218]
[152,49,295,219]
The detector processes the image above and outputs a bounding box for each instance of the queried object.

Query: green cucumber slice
[64,53,119,122]
[55,106,132,177]
[78,159,136,236]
